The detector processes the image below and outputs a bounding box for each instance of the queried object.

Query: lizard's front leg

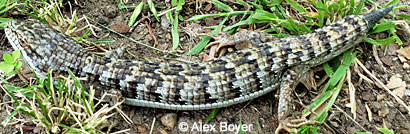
[275,65,319,134]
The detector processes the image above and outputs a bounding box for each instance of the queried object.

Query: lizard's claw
[199,32,235,53]
[275,117,320,134]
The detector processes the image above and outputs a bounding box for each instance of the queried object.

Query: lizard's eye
[15,33,29,47]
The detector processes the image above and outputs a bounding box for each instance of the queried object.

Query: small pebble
[161,113,177,130]
[378,108,389,117]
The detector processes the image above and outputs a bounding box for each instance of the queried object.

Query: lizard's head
[4,20,69,78]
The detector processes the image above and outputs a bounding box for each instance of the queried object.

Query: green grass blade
[349,0,355,14]
[303,83,332,115]
[389,27,403,45]
[222,18,253,32]
[66,69,92,115]
[0,17,12,28]
[323,63,334,77]
[354,0,365,15]
[205,108,219,123]
[171,11,180,50]
[1,84,20,105]
[248,1,263,10]
[117,0,135,9]
[303,51,357,121]
[318,10,324,27]
[176,0,184,11]
[369,21,395,34]
[285,0,306,12]
[252,9,278,21]
[60,124,83,133]
[2,108,19,126]
[376,127,395,134]
[187,16,229,55]
[0,2,18,15]
[0,0,6,8]
[171,0,184,50]
[235,0,249,8]
[147,0,159,21]
[315,73,345,122]
[213,0,233,12]
[171,0,177,6]
[238,119,244,134]
[384,0,399,8]
[392,5,408,11]
[297,124,320,134]
[90,39,115,43]
[363,36,395,46]
[128,2,144,26]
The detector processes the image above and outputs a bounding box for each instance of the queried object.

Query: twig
[158,7,177,17]
[365,103,373,122]
[141,15,158,46]
[357,72,374,84]
[346,69,357,119]
[149,117,156,134]
[372,45,387,71]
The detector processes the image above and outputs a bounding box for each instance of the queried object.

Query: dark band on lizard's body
[4,5,393,110]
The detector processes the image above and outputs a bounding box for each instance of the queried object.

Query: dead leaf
[397,46,410,59]
[110,24,130,34]
[386,74,406,98]
[398,55,407,63]
[386,44,399,56]
[204,3,212,11]
[137,126,146,133]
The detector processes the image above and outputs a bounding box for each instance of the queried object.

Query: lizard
[3,5,393,133]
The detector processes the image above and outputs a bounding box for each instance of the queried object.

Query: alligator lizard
[4,5,393,133]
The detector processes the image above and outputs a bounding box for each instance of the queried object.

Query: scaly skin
[4,4,392,116]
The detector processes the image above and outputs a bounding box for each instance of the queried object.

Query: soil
[0,0,409,134]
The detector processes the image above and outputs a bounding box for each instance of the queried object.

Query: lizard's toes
[275,118,298,134]
[199,33,234,53]
[275,117,320,134]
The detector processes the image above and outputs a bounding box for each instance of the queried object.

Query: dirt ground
[0,0,409,134]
